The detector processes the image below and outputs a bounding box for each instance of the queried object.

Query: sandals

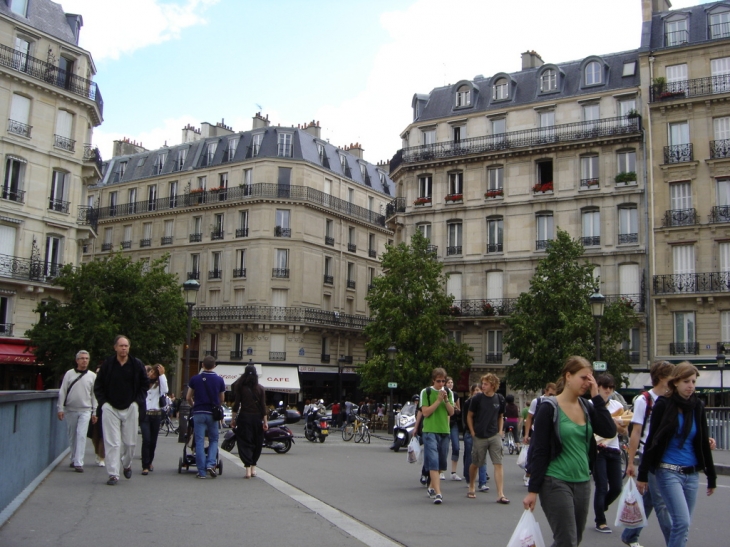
[141,469,149,476]
[497,496,511,505]
[467,491,476,499]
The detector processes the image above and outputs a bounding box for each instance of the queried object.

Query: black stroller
[178,413,223,475]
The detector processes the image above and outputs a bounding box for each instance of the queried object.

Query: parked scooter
[391,397,419,452]
[221,402,300,454]
[303,399,330,443]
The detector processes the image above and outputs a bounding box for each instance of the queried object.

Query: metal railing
[324,275,333,284]
[325,236,334,246]
[194,305,372,330]
[711,206,730,224]
[536,239,550,250]
[446,245,462,256]
[121,241,131,249]
[208,269,222,280]
[101,243,112,251]
[76,205,98,231]
[0,322,13,335]
[653,272,730,294]
[321,354,330,363]
[48,198,70,214]
[347,280,356,289]
[663,208,697,227]
[623,350,641,364]
[707,408,730,450]
[669,342,699,355]
[348,243,357,252]
[605,293,645,313]
[487,243,503,253]
[93,183,386,228]
[710,139,730,159]
[579,178,600,189]
[581,236,601,247]
[664,143,693,163]
[54,134,75,152]
[140,238,151,247]
[82,144,102,171]
[7,118,31,137]
[709,22,730,40]
[270,352,286,361]
[272,268,289,278]
[275,226,291,237]
[236,228,249,238]
[161,236,173,245]
[1,188,25,203]
[230,351,243,360]
[0,253,62,282]
[368,249,376,258]
[449,298,518,317]
[651,73,730,103]
[205,350,218,358]
[426,245,438,255]
[0,43,103,117]
[211,230,224,241]
[189,233,202,242]
[233,268,246,278]
[400,116,641,163]
[385,197,406,218]
[618,233,639,244]
[187,271,200,280]
[485,353,503,363]
[664,29,689,47]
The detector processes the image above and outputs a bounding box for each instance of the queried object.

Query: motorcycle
[303,402,330,443]
[391,401,417,452]
[221,403,300,454]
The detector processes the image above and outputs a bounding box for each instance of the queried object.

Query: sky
[57,0,713,165]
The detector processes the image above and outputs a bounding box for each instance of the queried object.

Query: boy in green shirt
[419,367,454,504]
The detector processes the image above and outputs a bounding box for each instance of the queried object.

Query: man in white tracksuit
[57,350,97,472]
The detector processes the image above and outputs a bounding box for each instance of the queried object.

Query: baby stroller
[178,413,223,475]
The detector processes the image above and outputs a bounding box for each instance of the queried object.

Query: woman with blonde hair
[140,364,168,475]
[637,362,716,547]
[523,356,616,547]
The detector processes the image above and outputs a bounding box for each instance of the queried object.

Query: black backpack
[627,391,653,447]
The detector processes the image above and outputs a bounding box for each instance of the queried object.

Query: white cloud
[58,0,219,61]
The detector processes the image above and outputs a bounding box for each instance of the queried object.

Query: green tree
[504,229,635,392]
[26,253,190,381]
[360,231,472,397]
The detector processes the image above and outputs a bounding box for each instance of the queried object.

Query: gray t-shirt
[469,392,505,439]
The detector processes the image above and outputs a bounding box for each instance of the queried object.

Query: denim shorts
[422,432,450,472]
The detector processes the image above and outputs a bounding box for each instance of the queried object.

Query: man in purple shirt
[186,356,225,478]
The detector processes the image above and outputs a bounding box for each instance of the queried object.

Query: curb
[716,463,730,477]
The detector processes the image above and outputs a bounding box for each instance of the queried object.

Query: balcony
[650,73,730,103]
[275,226,291,238]
[664,144,693,164]
[426,245,438,255]
[233,268,246,278]
[101,243,112,251]
[605,294,645,313]
[709,22,730,40]
[211,230,224,241]
[717,342,730,354]
[669,342,699,355]
[187,271,200,280]
[208,269,222,280]
[386,197,406,218]
[0,254,54,282]
[400,115,641,164]
[664,29,689,47]
[0,323,13,336]
[194,305,373,331]
[189,233,203,242]
[368,249,376,258]
[48,198,70,214]
[1,188,25,203]
[487,243,503,253]
[663,208,697,227]
[653,272,730,294]
[76,205,98,232]
[161,236,173,245]
[623,350,640,365]
[449,299,517,317]
[270,352,286,361]
[446,246,462,256]
[236,228,248,238]
[347,280,356,289]
[324,275,333,284]
[710,139,730,159]
[581,236,600,247]
[711,206,730,224]
[339,355,354,364]
[7,119,31,138]
[579,178,600,189]
[121,240,131,249]
[140,238,151,247]
[0,43,103,119]
[320,354,330,363]
[348,243,357,252]
[205,350,218,358]
[325,236,334,246]
[272,268,289,278]
[444,193,463,203]
[536,239,550,250]
[230,350,243,360]
[485,353,503,364]
[54,134,75,152]
[618,233,638,244]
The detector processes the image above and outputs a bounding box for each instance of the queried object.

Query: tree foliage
[360,231,472,397]
[504,229,636,392]
[26,253,190,380]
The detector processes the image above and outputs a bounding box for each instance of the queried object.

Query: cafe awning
[624,370,730,394]
[0,341,35,364]
[214,364,300,393]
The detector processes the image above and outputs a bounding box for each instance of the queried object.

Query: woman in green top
[522,356,616,547]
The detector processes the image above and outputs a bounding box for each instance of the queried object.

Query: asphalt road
[1,424,728,547]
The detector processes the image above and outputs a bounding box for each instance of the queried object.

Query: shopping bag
[407,436,422,464]
[516,445,529,470]
[506,509,546,547]
[614,478,648,529]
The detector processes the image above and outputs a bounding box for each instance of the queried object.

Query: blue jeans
[422,432,449,473]
[654,468,699,547]
[463,432,487,487]
[192,412,219,476]
[449,423,460,463]
[621,470,672,545]
[592,448,623,526]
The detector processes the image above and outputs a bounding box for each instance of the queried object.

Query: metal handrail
[653,272,730,294]
[449,298,518,317]
[194,305,372,330]
[650,73,730,102]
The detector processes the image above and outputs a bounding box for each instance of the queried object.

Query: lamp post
[177,279,200,442]
[589,288,606,363]
[387,345,397,434]
[717,353,726,407]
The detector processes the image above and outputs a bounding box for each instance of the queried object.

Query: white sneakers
[439,472,445,480]
[450,472,462,481]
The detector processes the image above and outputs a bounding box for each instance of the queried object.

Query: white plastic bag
[516,445,529,470]
[506,509,546,547]
[614,478,648,529]
[407,436,421,464]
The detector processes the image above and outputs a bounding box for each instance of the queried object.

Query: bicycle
[354,417,371,444]
[503,419,521,455]
[160,412,178,436]
[342,413,364,441]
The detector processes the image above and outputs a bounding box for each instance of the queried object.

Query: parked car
[222,406,233,428]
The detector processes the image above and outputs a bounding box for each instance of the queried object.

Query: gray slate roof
[0,0,78,45]
[641,1,730,50]
[413,50,641,124]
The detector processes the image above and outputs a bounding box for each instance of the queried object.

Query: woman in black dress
[231,365,268,478]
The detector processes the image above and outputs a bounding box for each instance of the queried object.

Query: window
[666,64,688,93]
[154,152,166,175]
[227,138,238,161]
[208,332,219,354]
[122,226,132,248]
[487,331,503,362]
[493,78,508,100]
[540,69,557,92]
[317,143,328,167]
[175,148,187,171]
[234,288,245,306]
[673,245,695,278]
[242,168,252,195]
[536,213,554,250]
[622,62,637,77]
[128,188,137,213]
[45,235,62,277]
[348,188,354,204]
[237,211,248,237]
[666,122,691,161]
[193,216,202,239]
[623,328,640,363]
[486,270,503,300]
[447,223,462,255]
[539,111,555,143]
[492,118,506,136]
[324,256,333,284]
[251,133,262,157]
[324,179,331,195]
[711,57,730,93]
[190,254,200,278]
[169,181,178,208]
[202,142,216,166]
[103,228,113,250]
[275,249,289,275]
[218,172,228,193]
[9,94,30,137]
[275,209,290,237]
[418,175,432,198]
[147,185,157,211]
[455,85,471,107]
[368,233,376,257]
[710,9,730,39]
[10,0,28,17]
[49,170,68,212]
[673,312,696,352]
[210,251,222,279]
[448,172,463,195]
[619,99,636,118]
[581,210,600,247]
[162,220,173,245]
[108,191,117,216]
[368,196,374,211]
[3,156,25,201]
[536,160,553,187]
[487,166,503,192]
[670,181,692,212]
[447,273,462,301]
[142,222,152,247]
[0,296,10,335]
[233,333,243,359]
[617,150,636,177]
[212,213,224,239]
[325,219,334,245]
[13,36,30,72]
[348,226,356,245]
[347,262,355,289]
[487,217,503,253]
[340,154,351,177]
[113,161,127,183]
[57,56,74,89]
[197,176,206,191]
[417,223,431,241]
[55,110,74,151]
[665,17,688,47]
[270,333,286,361]
[277,133,292,157]
[584,61,602,85]
[618,206,638,243]
[580,156,599,187]
[583,103,600,122]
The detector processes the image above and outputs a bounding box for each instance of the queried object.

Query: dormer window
[339,154,351,177]
[665,16,689,47]
[317,143,329,168]
[540,69,557,92]
[202,142,216,166]
[493,78,509,100]
[154,153,166,175]
[175,148,187,171]
[709,8,730,39]
[277,133,292,157]
[585,61,602,85]
[455,85,471,107]
[10,0,28,17]
[226,138,238,161]
[251,133,262,157]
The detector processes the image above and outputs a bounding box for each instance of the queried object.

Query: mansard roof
[0,0,79,46]
[641,1,730,50]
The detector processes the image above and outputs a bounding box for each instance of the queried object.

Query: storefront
[297,364,359,404]
[0,338,40,390]
[214,363,300,406]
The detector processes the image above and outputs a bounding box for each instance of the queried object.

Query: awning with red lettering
[0,342,35,364]
[214,364,300,393]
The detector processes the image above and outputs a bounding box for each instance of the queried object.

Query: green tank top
[546,406,592,483]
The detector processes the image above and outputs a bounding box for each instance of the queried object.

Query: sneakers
[450,472,462,481]
[596,524,612,533]
[196,474,206,479]
[207,467,218,478]
[123,467,132,479]
[622,542,643,547]
[439,472,445,480]
[106,476,118,486]
[433,494,443,504]
[420,474,428,486]
[74,466,84,473]
[427,487,436,499]
[98,459,105,467]
[478,484,490,492]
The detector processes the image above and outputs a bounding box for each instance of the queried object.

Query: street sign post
[593,361,607,372]
[387,382,398,389]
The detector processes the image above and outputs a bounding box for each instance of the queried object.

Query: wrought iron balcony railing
[581,236,601,247]
[663,208,697,227]
[664,143,693,164]
[536,239,550,250]
[670,342,699,355]
[7,119,31,138]
[92,183,386,228]
[653,272,730,294]
[76,205,98,232]
[82,144,102,171]
[400,115,641,164]
[324,275,333,284]
[446,245,462,256]
[368,249,376,258]
[48,198,70,213]
[605,293,645,313]
[236,228,248,238]
[161,236,173,245]
[2,188,25,203]
[347,280,356,289]
[0,253,62,282]
[426,245,438,255]
[0,43,103,117]
[121,240,131,249]
[211,230,224,240]
[664,29,689,47]
[623,350,641,364]
[233,268,246,278]
[325,236,334,246]
[54,134,75,152]
[650,73,730,103]
[205,350,218,358]
[208,269,222,280]
[140,238,151,247]
[189,233,202,242]
[487,243,503,253]
[0,323,13,336]
[320,354,330,363]
[230,350,243,360]
[618,233,639,244]
[710,139,730,159]
[269,352,286,361]
[709,22,730,40]
[448,298,518,317]
[101,243,112,251]
[275,226,291,237]
[348,243,357,252]
[194,305,373,330]
[579,178,600,189]
[385,197,406,218]
[187,271,200,280]
[710,206,730,224]
[272,268,289,278]
[485,353,503,363]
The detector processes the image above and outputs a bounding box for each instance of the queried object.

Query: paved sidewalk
[0,433,398,547]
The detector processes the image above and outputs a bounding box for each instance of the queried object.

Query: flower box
[445,194,463,203]
[485,189,504,199]
[190,188,205,194]
[482,303,495,316]
[414,197,432,206]
[533,182,554,193]
[614,172,637,184]
[660,91,685,100]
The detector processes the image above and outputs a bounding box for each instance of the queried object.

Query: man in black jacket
[94,335,149,485]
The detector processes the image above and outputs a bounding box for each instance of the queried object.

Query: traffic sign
[388,382,398,389]
[593,361,607,372]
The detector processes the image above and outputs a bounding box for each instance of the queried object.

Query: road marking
[219,450,402,547]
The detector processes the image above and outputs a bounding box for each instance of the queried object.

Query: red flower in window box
[414,197,432,205]
[485,189,504,198]
[445,193,463,202]
[189,188,205,194]
[533,182,553,193]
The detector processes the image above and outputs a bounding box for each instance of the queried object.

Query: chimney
[642,0,672,22]
[181,124,201,144]
[521,50,544,70]
[252,112,270,130]
[347,142,364,160]
[200,119,234,138]
[65,14,83,45]
[303,120,321,139]
[112,138,147,157]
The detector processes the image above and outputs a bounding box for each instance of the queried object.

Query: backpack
[628,391,653,446]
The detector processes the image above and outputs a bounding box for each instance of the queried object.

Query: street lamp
[717,352,726,407]
[177,278,200,442]
[589,288,605,362]
[387,345,397,434]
